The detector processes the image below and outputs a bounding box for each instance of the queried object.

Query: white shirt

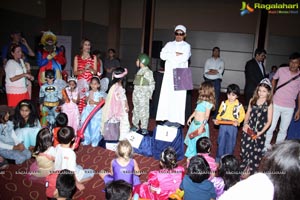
[257,61,265,76]
[204,57,225,80]
[219,173,274,200]
[54,144,76,172]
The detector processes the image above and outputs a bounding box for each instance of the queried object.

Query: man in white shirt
[204,47,225,118]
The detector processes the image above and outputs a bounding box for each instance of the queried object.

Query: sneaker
[141,129,148,135]
[130,126,139,132]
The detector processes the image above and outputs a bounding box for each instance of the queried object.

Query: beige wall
[120,0,144,28]
[61,0,109,25]
[268,14,300,36]
[0,0,45,17]
[154,0,259,33]
[1,0,299,35]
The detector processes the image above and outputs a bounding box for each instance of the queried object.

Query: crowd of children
[0,50,299,200]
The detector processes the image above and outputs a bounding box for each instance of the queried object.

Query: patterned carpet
[0,86,244,199]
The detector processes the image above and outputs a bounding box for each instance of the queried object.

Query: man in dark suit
[244,48,267,106]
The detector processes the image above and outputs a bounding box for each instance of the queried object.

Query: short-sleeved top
[180,175,216,200]
[273,67,300,108]
[196,101,213,112]
[54,145,76,172]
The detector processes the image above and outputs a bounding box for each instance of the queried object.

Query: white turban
[174,25,186,33]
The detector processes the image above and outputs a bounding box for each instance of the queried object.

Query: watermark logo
[240,2,254,16]
[240,2,299,15]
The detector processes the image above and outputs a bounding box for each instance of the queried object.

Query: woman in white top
[5,44,34,107]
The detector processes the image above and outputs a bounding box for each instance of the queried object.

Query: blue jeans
[0,148,31,164]
[216,125,238,162]
[204,78,221,118]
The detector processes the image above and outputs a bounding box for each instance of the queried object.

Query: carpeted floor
[0,83,244,199]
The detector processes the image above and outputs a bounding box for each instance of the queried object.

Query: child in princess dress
[81,76,107,147]
[185,81,215,158]
[61,76,80,132]
[102,67,130,140]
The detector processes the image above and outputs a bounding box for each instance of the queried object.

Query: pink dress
[101,83,130,140]
[133,166,185,200]
[61,87,80,131]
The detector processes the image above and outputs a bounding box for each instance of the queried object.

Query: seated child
[213,154,240,199]
[180,155,216,200]
[196,137,217,176]
[133,147,185,200]
[53,113,68,147]
[105,180,133,200]
[30,128,55,177]
[0,110,31,165]
[46,169,76,200]
[13,99,41,150]
[99,139,141,186]
[54,126,94,190]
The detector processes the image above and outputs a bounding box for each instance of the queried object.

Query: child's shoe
[130,126,139,132]
[141,129,148,135]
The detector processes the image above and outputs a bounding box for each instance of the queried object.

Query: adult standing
[73,38,97,113]
[1,31,35,66]
[156,25,191,126]
[104,49,121,88]
[1,31,35,93]
[37,31,66,86]
[4,44,34,107]
[265,52,300,150]
[204,47,225,118]
[244,48,267,106]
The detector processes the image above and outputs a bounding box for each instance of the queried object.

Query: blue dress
[81,90,106,147]
[184,101,213,158]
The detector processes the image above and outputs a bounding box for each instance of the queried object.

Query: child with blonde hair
[185,81,215,158]
[99,139,141,186]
